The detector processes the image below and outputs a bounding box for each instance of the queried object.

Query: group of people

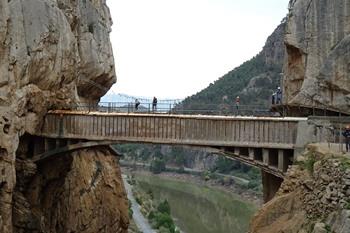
[134,96,157,111]
[233,86,282,111]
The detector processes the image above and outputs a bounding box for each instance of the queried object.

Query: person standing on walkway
[271,92,276,105]
[342,125,350,152]
[235,96,240,110]
[135,99,140,111]
[276,87,282,104]
[152,97,157,112]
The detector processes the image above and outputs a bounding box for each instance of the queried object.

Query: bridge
[31,110,347,201]
[30,110,314,201]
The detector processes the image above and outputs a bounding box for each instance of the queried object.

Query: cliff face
[283,0,350,113]
[249,1,350,231]
[0,0,127,232]
[14,148,128,233]
[250,146,350,233]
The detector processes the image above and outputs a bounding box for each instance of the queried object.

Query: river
[135,174,257,233]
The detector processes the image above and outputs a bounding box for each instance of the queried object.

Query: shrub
[150,158,166,174]
[157,200,171,215]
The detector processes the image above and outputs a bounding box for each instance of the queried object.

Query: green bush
[301,153,317,174]
[135,196,143,205]
[177,166,185,174]
[150,158,166,174]
[157,200,171,215]
[147,200,179,233]
[128,199,133,218]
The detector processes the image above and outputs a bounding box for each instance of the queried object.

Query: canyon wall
[250,0,350,232]
[250,145,350,233]
[0,0,127,232]
[283,0,350,113]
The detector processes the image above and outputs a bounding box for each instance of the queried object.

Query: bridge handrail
[64,101,276,117]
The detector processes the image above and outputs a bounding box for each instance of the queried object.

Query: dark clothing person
[135,99,140,110]
[276,87,282,104]
[152,97,157,112]
[342,127,350,152]
[271,93,276,105]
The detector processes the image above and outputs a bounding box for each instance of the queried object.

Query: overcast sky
[105,0,289,99]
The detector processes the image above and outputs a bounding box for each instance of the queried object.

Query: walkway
[33,111,307,177]
[122,175,156,233]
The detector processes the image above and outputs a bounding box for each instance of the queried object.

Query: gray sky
[106,0,289,99]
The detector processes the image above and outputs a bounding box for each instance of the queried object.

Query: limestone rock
[327,210,350,233]
[250,147,350,233]
[312,223,327,233]
[262,20,286,69]
[15,148,129,233]
[0,0,123,232]
[283,0,350,113]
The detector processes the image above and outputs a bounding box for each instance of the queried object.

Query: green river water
[136,175,257,233]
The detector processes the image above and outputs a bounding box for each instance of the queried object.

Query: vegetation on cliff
[179,22,286,110]
[180,54,281,110]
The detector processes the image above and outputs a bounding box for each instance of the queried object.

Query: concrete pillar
[56,139,60,149]
[278,150,285,172]
[262,149,269,165]
[234,147,240,155]
[248,148,254,160]
[44,138,49,152]
[294,120,314,160]
[33,137,45,155]
[261,171,283,203]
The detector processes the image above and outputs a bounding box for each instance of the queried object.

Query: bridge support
[30,137,120,162]
[262,171,283,203]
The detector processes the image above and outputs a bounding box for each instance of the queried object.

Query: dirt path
[122,175,156,233]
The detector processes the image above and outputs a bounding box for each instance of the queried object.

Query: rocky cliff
[249,1,350,231]
[250,145,350,233]
[283,0,350,113]
[0,0,128,232]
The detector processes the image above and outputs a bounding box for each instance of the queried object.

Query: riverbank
[123,176,156,233]
[130,171,257,233]
[122,167,263,206]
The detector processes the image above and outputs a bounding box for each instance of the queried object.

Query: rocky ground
[250,144,350,233]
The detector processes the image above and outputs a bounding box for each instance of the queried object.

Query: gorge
[1,0,350,232]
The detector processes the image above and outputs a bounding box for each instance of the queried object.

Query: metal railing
[67,101,275,116]
[57,102,349,117]
[307,116,350,153]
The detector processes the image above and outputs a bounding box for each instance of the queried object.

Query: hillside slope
[181,21,286,110]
